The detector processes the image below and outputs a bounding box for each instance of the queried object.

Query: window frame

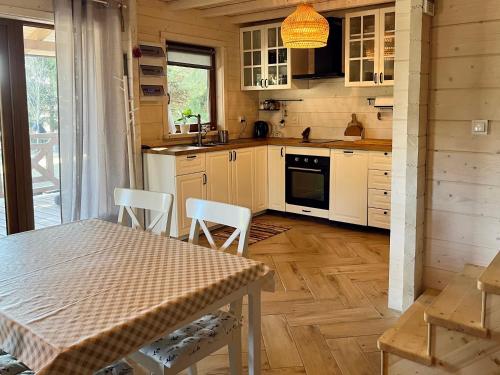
[166,41,217,132]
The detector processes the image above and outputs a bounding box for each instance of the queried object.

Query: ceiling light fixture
[281,3,329,49]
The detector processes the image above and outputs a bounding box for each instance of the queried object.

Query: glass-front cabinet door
[241,27,263,90]
[240,22,291,91]
[380,8,395,86]
[345,7,395,87]
[264,25,290,89]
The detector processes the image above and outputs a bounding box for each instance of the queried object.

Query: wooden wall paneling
[424,0,500,289]
[136,0,259,145]
[387,0,430,312]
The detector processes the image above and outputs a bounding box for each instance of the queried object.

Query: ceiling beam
[166,0,248,11]
[227,0,393,24]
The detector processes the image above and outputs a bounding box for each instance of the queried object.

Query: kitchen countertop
[143,137,392,156]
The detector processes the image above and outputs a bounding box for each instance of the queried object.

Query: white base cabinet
[367,151,392,229]
[144,146,268,238]
[206,151,232,204]
[330,149,368,226]
[267,145,285,211]
[253,146,268,212]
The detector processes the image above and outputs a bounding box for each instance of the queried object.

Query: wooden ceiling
[161,0,393,24]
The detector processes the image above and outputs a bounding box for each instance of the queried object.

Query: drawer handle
[384,172,388,176]
[302,209,311,213]
[187,155,197,159]
[384,191,388,195]
[344,150,354,154]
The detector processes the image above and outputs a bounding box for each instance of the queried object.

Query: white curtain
[54,0,129,222]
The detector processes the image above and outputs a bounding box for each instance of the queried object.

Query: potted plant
[177,108,193,134]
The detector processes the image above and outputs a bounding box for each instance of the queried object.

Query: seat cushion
[0,350,132,375]
[94,360,134,375]
[0,350,33,375]
[139,310,240,368]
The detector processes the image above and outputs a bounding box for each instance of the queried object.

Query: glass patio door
[0,18,61,236]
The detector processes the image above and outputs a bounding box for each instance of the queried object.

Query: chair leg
[229,330,243,375]
[187,364,198,375]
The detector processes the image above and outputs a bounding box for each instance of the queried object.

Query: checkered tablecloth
[0,219,270,374]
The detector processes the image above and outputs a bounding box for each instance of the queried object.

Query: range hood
[292,17,344,80]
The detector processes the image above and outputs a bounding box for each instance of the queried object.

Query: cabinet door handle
[384,152,388,156]
[259,79,263,87]
[229,151,232,161]
[373,73,378,85]
[384,172,388,176]
[187,155,197,159]
[233,151,237,161]
[280,147,284,157]
[380,73,384,84]
[384,191,388,195]
[265,78,268,88]
[203,173,207,185]
[383,211,388,215]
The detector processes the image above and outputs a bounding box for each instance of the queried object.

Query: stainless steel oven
[285,154,330,210]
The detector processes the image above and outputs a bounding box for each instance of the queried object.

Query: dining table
[0,219,273,374]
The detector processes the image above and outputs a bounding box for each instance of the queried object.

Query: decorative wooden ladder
[378,252,500,374]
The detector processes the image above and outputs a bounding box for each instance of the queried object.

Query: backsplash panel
[259,78,393,140]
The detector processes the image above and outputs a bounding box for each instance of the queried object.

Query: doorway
[0,18,61,236]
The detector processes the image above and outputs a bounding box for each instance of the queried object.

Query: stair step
[378,289,439,366]
[478,251,500,294]
[424,264,488,338]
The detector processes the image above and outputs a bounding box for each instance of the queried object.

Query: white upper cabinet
[345,7,395,87]
[240,23,291,90]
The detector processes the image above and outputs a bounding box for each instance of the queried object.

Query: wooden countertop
[143,138,392,156]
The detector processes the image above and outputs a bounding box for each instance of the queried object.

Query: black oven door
[285,155,330,210]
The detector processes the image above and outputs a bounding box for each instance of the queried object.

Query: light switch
[471,119,489,135]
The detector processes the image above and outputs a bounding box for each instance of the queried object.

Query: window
[166,42,217,132]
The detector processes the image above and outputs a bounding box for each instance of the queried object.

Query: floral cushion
[0,350,132,375]
[139,310,241,368]
[93,361,133,375]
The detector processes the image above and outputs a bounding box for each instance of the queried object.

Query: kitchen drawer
[368,208,391,229]
[368,189,391,210]
[369,151,392,170]
[286,203,329,219]
[368,169,391,190]
[175,153,206,175]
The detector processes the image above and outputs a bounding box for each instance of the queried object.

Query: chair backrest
[186,198,252,257]
[114,188,173,237]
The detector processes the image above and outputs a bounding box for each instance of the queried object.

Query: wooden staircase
[378,253,500,374]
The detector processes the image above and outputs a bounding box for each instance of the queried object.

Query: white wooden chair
[114,188,173,237]
[130,198,252,375]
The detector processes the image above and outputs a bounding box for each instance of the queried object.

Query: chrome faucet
[185,114,206,147]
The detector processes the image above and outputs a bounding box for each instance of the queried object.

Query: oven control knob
[313,158,319,164]
[304,158,309,163]
[294,157,299,162]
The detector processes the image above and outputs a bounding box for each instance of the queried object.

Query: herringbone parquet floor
[131,212,396,375]
[189,213,396,375]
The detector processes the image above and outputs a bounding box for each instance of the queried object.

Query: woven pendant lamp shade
[281,3,329,48]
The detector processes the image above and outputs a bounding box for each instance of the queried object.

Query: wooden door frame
[0,18,35,233]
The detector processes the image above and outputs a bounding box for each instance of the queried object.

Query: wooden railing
[30,132,60,195]
[0,133,59,198]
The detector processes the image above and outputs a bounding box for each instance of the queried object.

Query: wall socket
[471,119,489,135]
